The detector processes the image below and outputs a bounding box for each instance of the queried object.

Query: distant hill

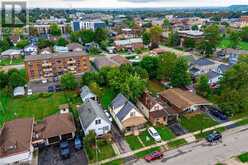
[228,5,248,11]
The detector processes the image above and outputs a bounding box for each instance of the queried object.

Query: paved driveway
[38,141,88,165]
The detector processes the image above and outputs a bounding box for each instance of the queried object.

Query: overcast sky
[24,0,248,8]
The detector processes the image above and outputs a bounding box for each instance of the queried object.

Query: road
[134,125,248,165]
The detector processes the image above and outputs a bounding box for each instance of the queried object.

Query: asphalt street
[134,125,248,165]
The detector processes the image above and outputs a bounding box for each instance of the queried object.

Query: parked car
[55,85,61,91]
[209,108,228,121]
[59,141,70,159]
[48,86,55,92]
[144,151,163,162]
[206,131,222,143]
[42,79,48,84]
[148,127,161,142]
[74,136,82,150]
[104,110,112,122]
[27,89,32,95]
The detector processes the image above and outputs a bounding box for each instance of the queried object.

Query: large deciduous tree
[60,73,78,90]
[195,75,211,98]
[50,23,61,36]
[157,52,177,80]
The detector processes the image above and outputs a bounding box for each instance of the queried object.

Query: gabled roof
[78,99,110,130]
[116,101,136,121]
[218,64,231,74]
[207,70,221,80]
[192,58,215,66]
[111,93,128,110]
[80,86,96,100]
[0,118,33,158]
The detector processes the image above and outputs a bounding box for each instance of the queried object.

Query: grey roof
[207,70,221,80]
[111,93,128,110]
[13,86,25,96]
[218,64,231,73]
[80,86,96,100]
[78,99,110,130]
[24,52,86,61]
[193,58,215,66]
[93,56,116,70]
[116,101,135,121]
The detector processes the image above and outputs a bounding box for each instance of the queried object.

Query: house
[160,88,211,113]
[0,49,21,59]
[109,93,147,135]
[40,47,53,55]
[207,70,222,87]
[80,86,97,102]
[13,86,25,97]
[114,38,144,51]
[216,64,231,75]
[190,58,219,76]
[0,118,34,164]
[178,30,204,47]
[110,55,131,65]
[216,48,248,64]
[24,44,38,56]
[32,113,76,146]
[93,56,117,70]
[67,43,83,52]
[78,99,111,136]
[53,45,69,53]
[137,91,178,125]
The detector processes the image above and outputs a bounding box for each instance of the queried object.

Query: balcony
[42,63,52,67]
[43,68,53,72]
[44,73,53,77]
[67,60,76,64]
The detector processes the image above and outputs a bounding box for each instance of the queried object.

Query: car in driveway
[148,127,161,142]
[104,110,112,122]
[59,141,70,159]
[48,86,55,92]
[209,108,228,121]
[206,131,222,143]
[74,136,82,150]
[144,151,163,162]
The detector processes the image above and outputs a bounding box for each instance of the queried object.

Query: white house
[24,44,38,56]
[13,86,25,97]
[0,118,34,164]
[207,70,222,86]
[190,58,219,76]
[80,86,97,102]
[109,93,147,135]
[78,99,111,136]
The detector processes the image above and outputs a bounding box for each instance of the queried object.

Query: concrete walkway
[89,118,245,165]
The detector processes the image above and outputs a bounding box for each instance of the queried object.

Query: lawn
[194,127,226,140]
[168,139,187,149]
[103,159,124,165]
[0,57,24,66]
[179,114,218,132]
[147,80,165,95]
[218,38,248,50]
[155,126,175,141]
[0,91,79,126]
[139,130,156,146]
[85,140,116,163]
[135,146,160,158]
[235,118,248,127]
[100,88,116,109]
[238,152,248,163]
[125,135,143,150]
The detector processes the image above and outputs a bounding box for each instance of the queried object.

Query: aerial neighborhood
[1,3,248,165]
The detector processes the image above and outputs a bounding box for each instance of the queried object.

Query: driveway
[28,81,59,93]
[134,124,248,165]
[38,141,88,165]
[168,123,187,136]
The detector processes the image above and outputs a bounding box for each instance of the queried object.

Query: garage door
[48,136,60,144]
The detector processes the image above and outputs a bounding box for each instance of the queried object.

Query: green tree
[70,32,80,43]
[197,39,215,57]
[8,70,26,89]
[80,29,95,43]
[50,23,61,36]
[196,75,211,98]
[171,57,191,87]
[229,31,241,48]
[56,38,69,47]
[139,56,159,79]
[0,71,8,89]
[60,73,78,90]
[240,27,248,42]
[134,66,149,80]
[191,25,199,31]
[167,31,180,47]
[149,25,163,48]
[157,52,177,80]
[81,72,99,86]
[37,39,53,49]
[0,38,11,52]
[184,38,195,49]
[16,39,29,49]
[163,18,171,30]
[84,130,96,147]
[202,24,221,52]
[142,30,150,46]
[94,28,108,44]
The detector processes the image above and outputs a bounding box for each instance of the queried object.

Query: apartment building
[24,52,90,81]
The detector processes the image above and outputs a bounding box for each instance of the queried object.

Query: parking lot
[38,141,88,165]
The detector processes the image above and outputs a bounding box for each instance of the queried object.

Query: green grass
[0,91,79,126]
[218,38,248,50]
[235,118,248,127]
[194,127,226,140]
[135,147,160,158]
[155,126,175,141]
[102,159,124,165]
[168,139,187,149]
[125,135,143,150]
[85,140,116,163]
[0,58,24,66]
[238,152,248,163]
[139,131,155,146]
[179,114,218,132]
[100,88,116,109]
[147,80,165,95]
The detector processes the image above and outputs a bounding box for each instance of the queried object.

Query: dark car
[206,131,222,143]
[144,151,163,162]
[48,86,54,92]
[59,141,70,159]
[74,136,82,150]
[209,108,228,121]
[55,85,61,91]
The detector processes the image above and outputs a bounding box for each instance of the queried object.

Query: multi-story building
[71,20,106,32]
[24,52,90,81]
[240,16,248,27]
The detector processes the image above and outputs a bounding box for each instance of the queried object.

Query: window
[130,112,135,117]
[103,126,109,131]
[95,119,101,125]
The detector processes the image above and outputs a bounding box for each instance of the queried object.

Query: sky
[14,0,248,8]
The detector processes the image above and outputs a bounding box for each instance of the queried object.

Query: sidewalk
[90,118,245,165]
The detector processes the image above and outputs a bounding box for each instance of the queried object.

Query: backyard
[0,57,24,66]
[218,38,248,50]
[147,80,165,95]
[155,126,175,141]
[179,113,218,132]
[0,91,80,126]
